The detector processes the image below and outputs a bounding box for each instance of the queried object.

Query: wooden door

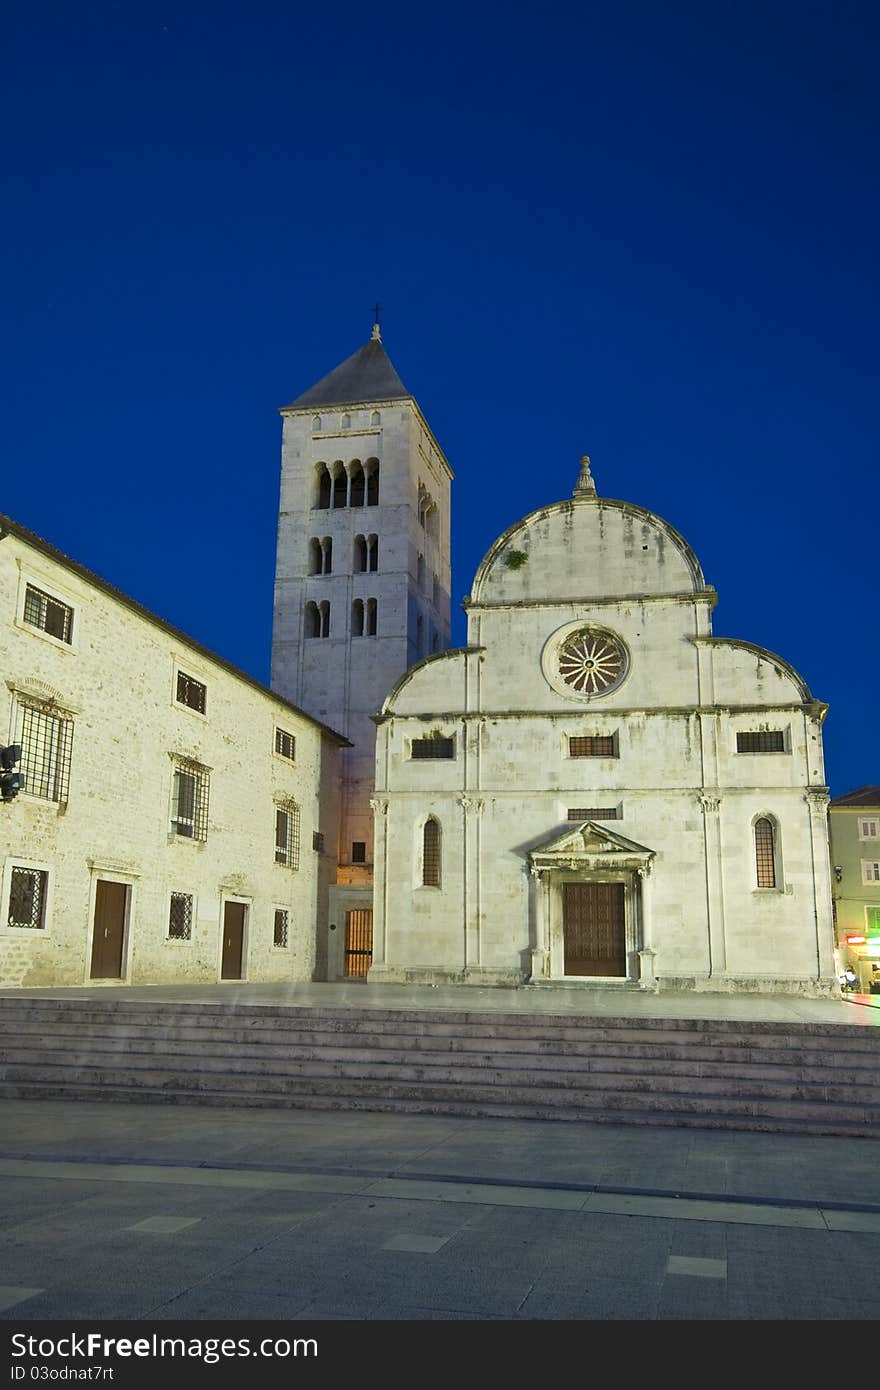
[344,909,373,977]
[221,902,246,979]
[90,880,127,979]
[563,882,626,977]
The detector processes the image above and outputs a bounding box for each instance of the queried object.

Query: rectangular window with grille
[862,861,880,885]
[23,584,74,643]
[569,735,616,758]
[171,763,209,840]
[351,841,367,863]
[567,808,620,821]
[273,908,289,948]
[736,730,786,753]
[176,670,207,714]
[410,736,455,760]
[275,727,296,760]
[17,702,74,803]
[167,892,193,941]
[275,803,301,869]
[7,866,48,930]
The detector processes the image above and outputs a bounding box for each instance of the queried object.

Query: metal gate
[344,909,373,977]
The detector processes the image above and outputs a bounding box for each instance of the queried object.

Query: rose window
[557,630,626,695]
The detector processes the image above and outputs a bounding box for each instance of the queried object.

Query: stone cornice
[463,589,717,611]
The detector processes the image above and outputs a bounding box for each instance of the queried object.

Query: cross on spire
[371,303,382,340]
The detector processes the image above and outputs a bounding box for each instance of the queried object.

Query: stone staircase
[0,996,878,1137]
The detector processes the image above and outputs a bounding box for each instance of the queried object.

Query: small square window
[168,892,193,941]
[312,831,325,853]
[7,866,48,930]
[736,730,785,753]
[352,841,367,863]
[275,727,296,760]
[273,908,289,948]
[23,584,74,643]
[569,735,616,758]
[176,671,207,714]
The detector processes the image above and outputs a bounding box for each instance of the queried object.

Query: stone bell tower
[270,321,453,974]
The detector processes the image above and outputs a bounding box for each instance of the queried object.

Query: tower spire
[573,454,597,498]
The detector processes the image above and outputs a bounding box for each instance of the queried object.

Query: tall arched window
[422,818,441,887]
[319,601,330,639]
[754,818,776,888]
[351,599,364,637]
[366,598,377,636]
[349,463,365,508]
[316,465,331,509]
[368,534,378,572]
[332,465,347,509]
[341,413,351,429]
[312,415,322,430]
[308,539,322,575]
[321,537,332,574]
[304,602,320,638]
[366,461,379,506]
[353,535,367,572]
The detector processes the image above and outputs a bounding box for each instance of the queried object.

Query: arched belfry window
[352,599,364,637]
[308,539,322,575]
[312,415,322,430]
[341,413,351,429]
[332,464,347,509]
[368,534,378,572]
[316,465,331,509]
[371,410,380,426]
[754,818,777,888]
[366,460,379,506]
[319,601,330,638]
[304,602,320,638]
[366,598,377,636]
[422,818,441,887]
[321,537,332,574]
[349,462,365,508]
[353,534,368,573]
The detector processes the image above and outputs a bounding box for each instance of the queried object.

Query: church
[0,324,837,995]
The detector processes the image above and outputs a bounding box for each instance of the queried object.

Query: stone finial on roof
[573,454,597,498]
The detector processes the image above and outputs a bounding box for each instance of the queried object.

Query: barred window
[275,802,301,870]
[754,818,777,888]
[567,807,620,821]
[422,818,441,887]
[7,866,48,930]
[737,730,785,753]
[17,702,74,803]
[275,727,296,760]
[168,892,193,941]
[312,830,324,852]
[273,908,289,948]
[171,763,209,840]
[23,584,73,643]
[411,736,454,760]
[569,735,616,758]
[352,841,366,864]
[176,671,207,714]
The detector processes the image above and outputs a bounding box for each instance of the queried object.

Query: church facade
[368,459,837,995]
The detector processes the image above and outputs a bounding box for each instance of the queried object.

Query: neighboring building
[370,458,837,994]
[829,786,880,992]
[270,323,452,978]
[0,515,346,989]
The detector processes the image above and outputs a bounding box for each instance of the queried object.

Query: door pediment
[529,821,655,876]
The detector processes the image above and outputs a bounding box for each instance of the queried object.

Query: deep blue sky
[2,2,877,796]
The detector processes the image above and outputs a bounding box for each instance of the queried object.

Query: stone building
[270,324,452,978]
[0,515,345,988]
[829,786,880,992]
[369,458,837,994]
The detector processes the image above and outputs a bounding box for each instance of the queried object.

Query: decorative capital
[804,788,830,812]
[573,454,597,498]
[369,797,388,815]
[459,795,484,814]
[699,794,721,813]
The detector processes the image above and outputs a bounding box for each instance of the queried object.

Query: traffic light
[0,745,24,801]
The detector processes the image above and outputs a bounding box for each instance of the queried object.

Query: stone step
[0,1007,874,1055]
[0,1077,873,1138]
[1,1059,877,1126]
[2,1037,878,1093]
